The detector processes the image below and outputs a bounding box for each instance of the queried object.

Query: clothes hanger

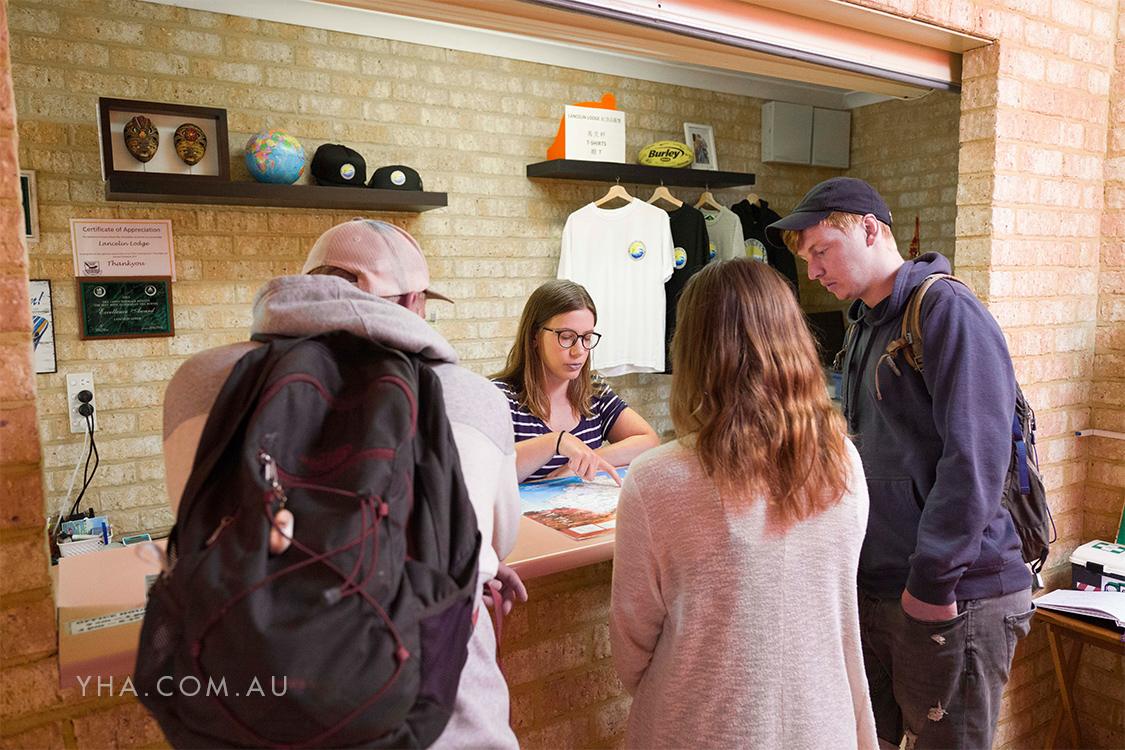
[647,181,682,210]
[745,192,760,206]
[695,186,722,211]
[594,178,633,209]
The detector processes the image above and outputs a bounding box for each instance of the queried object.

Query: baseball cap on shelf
[310,144,366,187]
[302,218,453,303]
[369,165,423,191]
[765,177,892,248]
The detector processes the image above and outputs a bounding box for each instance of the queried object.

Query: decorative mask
[123,116,159,163]
[173,123,207,166]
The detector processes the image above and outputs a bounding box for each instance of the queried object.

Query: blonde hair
[492,280,599,422]
[670,259,852,526]
[781,211,897,254]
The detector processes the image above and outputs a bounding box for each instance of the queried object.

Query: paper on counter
[1035,589,1125,627]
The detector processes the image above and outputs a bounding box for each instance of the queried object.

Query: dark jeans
[859,587,1034,750]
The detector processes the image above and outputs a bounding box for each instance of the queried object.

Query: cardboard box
[1071,540,1125,592]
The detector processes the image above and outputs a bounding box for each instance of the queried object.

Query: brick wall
[8,0,835,530]
[0,2,170,746]
[1074,3,1125,746]
[842,1,1123,748]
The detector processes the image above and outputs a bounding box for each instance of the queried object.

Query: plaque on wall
[77,277,174,340]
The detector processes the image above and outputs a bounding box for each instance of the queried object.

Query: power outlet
[65,373,97,434]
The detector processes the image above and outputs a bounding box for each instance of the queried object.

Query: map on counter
[519,469,627,539]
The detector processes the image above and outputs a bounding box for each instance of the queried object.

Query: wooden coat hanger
[695,187,722,211]
[647,182,682,210]
[594,178,633,209]
[745,192,760,206]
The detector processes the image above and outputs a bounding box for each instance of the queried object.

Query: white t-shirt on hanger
[558,201,675,376]
[700,206,744,261]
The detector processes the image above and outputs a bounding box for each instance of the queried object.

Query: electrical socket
[65,373,97,434]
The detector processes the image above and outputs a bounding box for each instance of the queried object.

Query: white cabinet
[761,102,850,168]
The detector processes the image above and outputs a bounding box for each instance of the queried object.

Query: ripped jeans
[858,587,1034,750]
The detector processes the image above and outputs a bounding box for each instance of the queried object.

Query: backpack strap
[1012,412,1030,495]
[875,273,968,400]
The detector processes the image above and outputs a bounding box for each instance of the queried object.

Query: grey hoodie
[163,275,520,749]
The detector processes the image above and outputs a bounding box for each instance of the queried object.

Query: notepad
[1035,589,1125,628]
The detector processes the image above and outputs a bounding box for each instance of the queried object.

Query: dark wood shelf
[105,175,447,213]
[527,159,754,188]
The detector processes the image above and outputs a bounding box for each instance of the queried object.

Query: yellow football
[637,141,693,168]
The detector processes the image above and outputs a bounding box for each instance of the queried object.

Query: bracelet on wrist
[555,430,566,454]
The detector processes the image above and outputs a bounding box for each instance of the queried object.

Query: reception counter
[55,481,627,748]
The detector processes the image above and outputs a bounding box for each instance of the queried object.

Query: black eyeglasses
[542,327,601,350]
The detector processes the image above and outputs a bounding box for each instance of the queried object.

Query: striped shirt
[492,378,628,481]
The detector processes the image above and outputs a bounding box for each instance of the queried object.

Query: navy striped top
[492,378,628,481]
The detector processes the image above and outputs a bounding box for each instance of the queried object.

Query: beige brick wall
[1074,3,1125,746]
[840,2,1123,748]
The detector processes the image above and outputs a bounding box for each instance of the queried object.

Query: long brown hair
[492,280,598,422]
[670,259,851,525]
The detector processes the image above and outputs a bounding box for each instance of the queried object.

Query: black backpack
[137,330,481,748]
[868,273,1055,586]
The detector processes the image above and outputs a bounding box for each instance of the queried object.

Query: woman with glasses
[492,280,660,484]
[609,260,876,749]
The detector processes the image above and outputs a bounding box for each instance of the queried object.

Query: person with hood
[767,178,1034,750]
[162,218,524,749]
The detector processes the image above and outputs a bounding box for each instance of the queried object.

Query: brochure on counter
[518,469,626,540]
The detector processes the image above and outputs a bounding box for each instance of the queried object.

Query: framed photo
[683,123,718,171]
[77,276,175,340]
[97,98,230,181]
[29,279,57,374]
[20,171,39,242]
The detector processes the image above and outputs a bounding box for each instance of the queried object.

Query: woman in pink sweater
[609,259,877,749]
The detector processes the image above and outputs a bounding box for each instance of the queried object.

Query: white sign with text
[71,219,176,280]
[564,106,625,163]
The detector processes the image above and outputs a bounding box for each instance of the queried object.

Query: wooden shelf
[526,159,754,189]
[105,175,447,213]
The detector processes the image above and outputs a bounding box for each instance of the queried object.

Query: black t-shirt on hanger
[731,199,801,301]
[664,203,710,373]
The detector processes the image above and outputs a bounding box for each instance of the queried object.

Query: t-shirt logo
[709,241,716,260]
[340,163,356,181]
[674,247,687,269]
[628,241,646,260]
[746,238,767,262]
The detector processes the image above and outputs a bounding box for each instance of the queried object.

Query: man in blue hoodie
[767,178,1034,750]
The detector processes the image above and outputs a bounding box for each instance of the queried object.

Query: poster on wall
[29,279,57,374]
[70,219,176,280]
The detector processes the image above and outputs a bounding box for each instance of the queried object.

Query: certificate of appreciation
[71,219,176,280]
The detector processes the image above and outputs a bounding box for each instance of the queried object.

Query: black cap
[765,177,892,248]
[311,144,366,187]
[369,165,422,191]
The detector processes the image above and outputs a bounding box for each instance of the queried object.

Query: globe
[244,129,306,185]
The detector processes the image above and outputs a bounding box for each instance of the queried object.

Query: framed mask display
[98,98,230,181]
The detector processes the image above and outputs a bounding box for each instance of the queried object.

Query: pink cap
[302,219,452,302]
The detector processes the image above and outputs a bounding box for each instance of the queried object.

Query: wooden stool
[1036,608,1125,748]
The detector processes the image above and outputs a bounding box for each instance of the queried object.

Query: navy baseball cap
[311,144,366,187]
[766,177,892,247]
